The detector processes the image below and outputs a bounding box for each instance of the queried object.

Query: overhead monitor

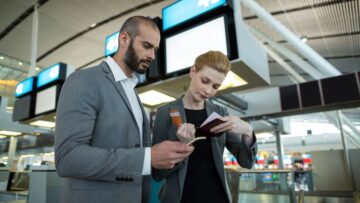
[165,16,228,75]
[15,77,35,98]
[162,0,227,31]
[321,73,360,105]
[299,80,322,108]
[148,17,164,79]
[35,85,58,115]
[12,95,33,122]
[37,63,62,88]
[279,85,300,111]
[105,31,119,56]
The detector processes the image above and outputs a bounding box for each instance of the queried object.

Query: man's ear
[119,32,130,48]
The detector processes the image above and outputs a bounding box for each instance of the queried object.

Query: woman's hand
[176,123,196,143]
[210,116,253,138]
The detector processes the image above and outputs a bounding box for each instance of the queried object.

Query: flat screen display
[260,173,273,183]
[12,95,32,121]
[299,80,322,108]
[105,31,119,56]
[35,85,57,115]
[321,73,360,105]
[279,85,300,111]
[135,72,147,86]
[15,77,35,97]
[37,64,60,88]
[165,16,228,74]
[162,0,227,31]
[7,172,29,191]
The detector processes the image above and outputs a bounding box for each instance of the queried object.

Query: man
[55,16,194,203]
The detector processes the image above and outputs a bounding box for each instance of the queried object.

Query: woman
[152,51,257,203]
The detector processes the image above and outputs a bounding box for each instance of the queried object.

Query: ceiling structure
[0,0,360,152]
[0,0,359,94]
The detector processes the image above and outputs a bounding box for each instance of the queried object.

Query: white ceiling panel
[0,0,34,31]
[38,0,171,68]
[0,0,359,97]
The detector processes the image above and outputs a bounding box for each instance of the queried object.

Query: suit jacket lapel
[102,62,138,130]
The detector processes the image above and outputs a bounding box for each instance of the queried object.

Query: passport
[195,112,225,138]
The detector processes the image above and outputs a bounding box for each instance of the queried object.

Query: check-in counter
[27,165,63,203]
[0,168,27,203]
[0,191,27,203]
[225,169,355,203]
[0,168,10,191]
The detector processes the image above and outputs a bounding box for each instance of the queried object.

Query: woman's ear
[189,66,196,78]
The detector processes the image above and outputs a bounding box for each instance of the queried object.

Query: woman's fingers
[210,120,233,133]
[177,123,196,142]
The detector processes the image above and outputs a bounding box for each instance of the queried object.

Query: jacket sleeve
[221,106,257,169]
[151,105,186,181]
[55,71,145,184]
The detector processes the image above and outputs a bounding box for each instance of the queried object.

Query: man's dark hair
[120,16,159,39]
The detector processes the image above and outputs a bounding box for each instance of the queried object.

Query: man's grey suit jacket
[55,61,151,203]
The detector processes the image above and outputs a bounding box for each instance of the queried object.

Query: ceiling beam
[0,0,48,41]
[268,55,360,64]
[0,63,27,73]
[37,0,167,62]
[243,0,355,20]
[267,31,360,44]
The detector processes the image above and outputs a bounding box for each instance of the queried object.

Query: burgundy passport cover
[196,118,225,137]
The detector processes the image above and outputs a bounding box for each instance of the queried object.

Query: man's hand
[151,140,194,169]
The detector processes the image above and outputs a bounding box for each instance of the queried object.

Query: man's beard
[124,41,151,74]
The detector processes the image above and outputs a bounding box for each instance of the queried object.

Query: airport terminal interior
[0,0,359,202]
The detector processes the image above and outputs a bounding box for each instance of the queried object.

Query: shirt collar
[105,56,138,86]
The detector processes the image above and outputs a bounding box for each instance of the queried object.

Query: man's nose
[148,49,156,60]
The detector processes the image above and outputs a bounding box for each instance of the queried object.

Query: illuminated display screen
[35,86,57,115]
[135,73,146,84]
[37,64,60,88]
[15,77,35,97]
[105,31,119,56]
[165,16,228,74]
[162,0,227,31]
[7,172,29,191]
[261,173,273,183]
